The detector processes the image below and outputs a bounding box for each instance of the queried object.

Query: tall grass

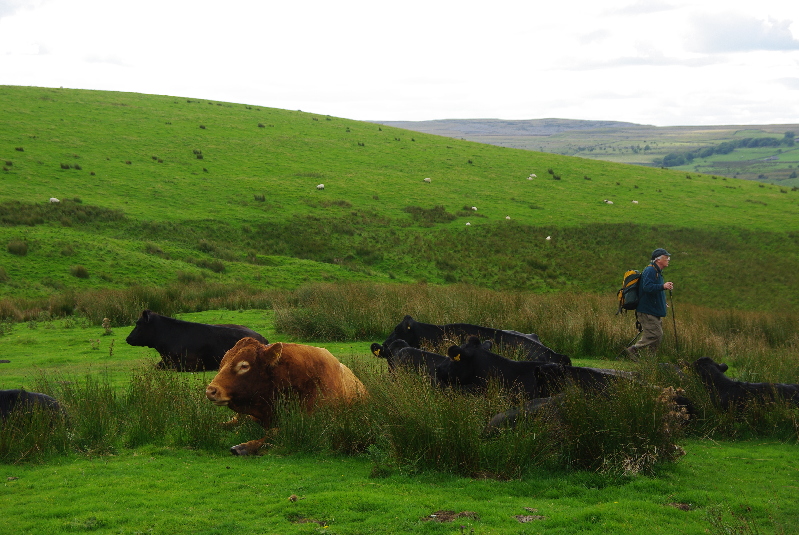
[273,282,799,367]
[0,367,684,477]
[2,349,796,475]
[0,283,281,325]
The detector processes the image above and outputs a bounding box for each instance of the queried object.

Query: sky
[1,0,798,126]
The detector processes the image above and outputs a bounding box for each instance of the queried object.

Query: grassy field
[2,308,798,534]
[2,85,799,313]
[1,85,799,533]
[378,119,799,186]
[3,441,798,535]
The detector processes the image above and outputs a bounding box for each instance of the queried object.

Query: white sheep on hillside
[316,184,324,190]
[49,197,60,203]
[423,177,431,183]
[505,216,511,220]
[632,200,639,204]
[471,206,477,211]
[465,222,471,226]
[603,199,614,205]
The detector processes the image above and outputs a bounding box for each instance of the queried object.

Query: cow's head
[205,337,282,409]
[691,357,730,386]
[126,309,156,345]
[435,336,491,387]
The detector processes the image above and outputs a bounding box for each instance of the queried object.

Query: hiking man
[625,248,674,359]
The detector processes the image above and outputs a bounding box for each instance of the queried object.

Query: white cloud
[687,13,799,53]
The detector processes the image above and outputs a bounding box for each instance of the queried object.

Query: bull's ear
[141,310,151,322]
[261,342,283,366]
[447,345,461,361]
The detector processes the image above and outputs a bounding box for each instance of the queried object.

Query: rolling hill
[1,85,799,312]
[376,118,799,186]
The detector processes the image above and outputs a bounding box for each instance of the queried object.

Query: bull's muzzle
[205,384,230,406]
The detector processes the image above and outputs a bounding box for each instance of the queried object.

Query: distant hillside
[2,86,799,312]
[371,118,643,137]
[374,119,799,186]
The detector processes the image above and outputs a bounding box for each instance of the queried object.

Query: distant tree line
[655,132,795,167]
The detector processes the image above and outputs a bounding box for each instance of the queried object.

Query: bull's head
[205,337,282,407]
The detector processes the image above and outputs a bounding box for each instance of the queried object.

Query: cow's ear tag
[372,348,381,357]
[452,353,461,362]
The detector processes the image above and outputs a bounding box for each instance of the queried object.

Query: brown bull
[205,337,367,455]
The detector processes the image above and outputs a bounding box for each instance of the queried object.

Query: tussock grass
[270,282,799,365]
[1,362,691,477]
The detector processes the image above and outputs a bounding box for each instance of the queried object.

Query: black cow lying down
[436,336,545,396]
[126,310,269,371]
[692,357,799,410]
[534,362,636,398]
[0,389,64,421]
[436,336,632,398]
[376,339,451,382]
[371,315,570,366]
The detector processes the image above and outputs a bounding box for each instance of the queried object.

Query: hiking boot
[623,346,639,362]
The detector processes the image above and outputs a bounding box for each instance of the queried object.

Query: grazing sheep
[546,236,551,241]
[49,197,60,203]
[316,184,324,190]
[465,222,471,226]
[423,177,431,183]
[529,174,537,178]
[603,199,614,205]
[471,206,477,211]
[632,200,639,204]
[505,216,511,220]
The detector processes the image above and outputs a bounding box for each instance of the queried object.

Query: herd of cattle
[3,310,799,456]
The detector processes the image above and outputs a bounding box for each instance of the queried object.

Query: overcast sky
[1,0,798,126]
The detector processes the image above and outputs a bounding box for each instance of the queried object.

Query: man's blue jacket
[637,263,667,317]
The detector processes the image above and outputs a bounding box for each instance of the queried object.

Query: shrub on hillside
[403,205,456,225]
[7,240,28,256]
[70,265,90,279]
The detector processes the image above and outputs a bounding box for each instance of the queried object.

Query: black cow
[377,339,478,384]
[436,336,544,396]
[371,315,570,365]
[692,357,799,410]
[0,389,64,420]
[534,363,635,398]
[126,310,269,371]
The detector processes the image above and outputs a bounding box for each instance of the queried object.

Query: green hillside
[2,85,799,312]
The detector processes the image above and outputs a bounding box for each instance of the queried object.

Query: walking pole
[618,317,643,359]
[669,289,679,353]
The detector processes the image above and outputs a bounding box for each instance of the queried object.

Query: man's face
[655,255,671,269]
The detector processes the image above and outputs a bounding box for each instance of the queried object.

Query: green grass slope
[2,85,799,310]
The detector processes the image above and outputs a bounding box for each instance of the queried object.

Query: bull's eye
[235,361,251,374]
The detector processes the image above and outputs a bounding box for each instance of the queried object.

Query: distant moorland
[376,118,799,186]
